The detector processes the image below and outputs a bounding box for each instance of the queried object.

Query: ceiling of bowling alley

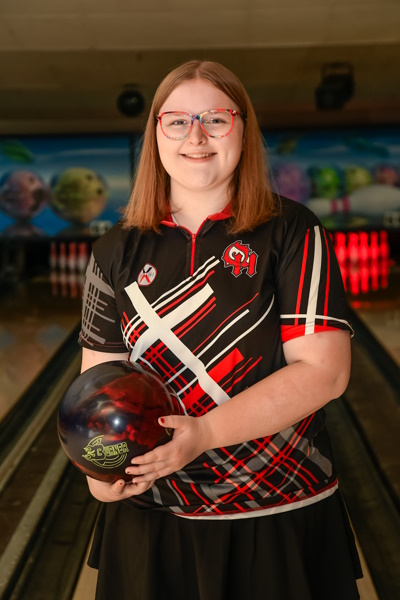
[0,0,399,133]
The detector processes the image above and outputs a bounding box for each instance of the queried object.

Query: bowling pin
[59,242,67,271]
[369,232,379,262]
[358,232,369,263]
[68,242,77,272]
[379,230,390,260]
[347,232,359,263]
[334,232,347,264]
[78,242,89,273]
[306,184,400,218]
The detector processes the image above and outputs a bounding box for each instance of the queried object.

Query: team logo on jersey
[222,241,258,277]
[82,435,129,470]
[137,264,157,286]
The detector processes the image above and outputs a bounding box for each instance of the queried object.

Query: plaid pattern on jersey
[79,197,352,517]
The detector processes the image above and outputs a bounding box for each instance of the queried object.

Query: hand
[125,415,210,483]
[87,475,155,502]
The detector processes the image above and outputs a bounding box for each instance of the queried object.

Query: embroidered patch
[137,264,157,286]
[222,241,258,277]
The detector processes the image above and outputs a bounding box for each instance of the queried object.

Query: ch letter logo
[222,241,258,277]
[137,264,157,286]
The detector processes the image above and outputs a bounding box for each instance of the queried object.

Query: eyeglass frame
[155,108,246,140]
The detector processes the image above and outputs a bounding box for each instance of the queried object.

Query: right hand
[87,475,155,502]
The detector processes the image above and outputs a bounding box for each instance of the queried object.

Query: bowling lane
[349,261,400,367]
[0,273,83,423]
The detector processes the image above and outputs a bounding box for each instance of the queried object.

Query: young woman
[79,60,362,600]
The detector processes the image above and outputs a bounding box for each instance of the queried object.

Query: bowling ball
[57,360,182,483]
[0,170,50,220]
[51,167,108,225]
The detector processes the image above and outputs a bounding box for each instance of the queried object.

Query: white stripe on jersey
[125,281,230,405]
[305,226,322,335]
[127,283,213,362]
[122,257,219,344]
[280,314,351,328]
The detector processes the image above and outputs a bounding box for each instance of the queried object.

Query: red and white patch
[137,264,157,286]
[222,240,258,278]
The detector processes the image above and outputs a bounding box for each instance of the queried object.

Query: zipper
[190,233,196,275]
[176,219,210,276]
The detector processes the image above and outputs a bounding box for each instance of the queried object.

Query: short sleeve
[276,223,353,343]
[78,253,128,353]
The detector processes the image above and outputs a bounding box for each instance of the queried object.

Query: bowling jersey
[79,196,353,519]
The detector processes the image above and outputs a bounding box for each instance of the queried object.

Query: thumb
[158,414,186,431]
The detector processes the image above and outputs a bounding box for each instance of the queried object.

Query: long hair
[122,60,279,233]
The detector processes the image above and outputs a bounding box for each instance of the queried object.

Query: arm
[81,348,156,501]
[125,329,351,483]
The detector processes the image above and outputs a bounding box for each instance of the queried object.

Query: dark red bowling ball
[57,360,182,483]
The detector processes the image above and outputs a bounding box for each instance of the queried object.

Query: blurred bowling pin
[68,242,77,272]
[59,242,67,271]
[379,230,390,260]
[334,232,347,264]
[358,232,369,263]
[78,242,89,273]
[306,184,400,218]
[347,232,359,263]
[369,232,379,262]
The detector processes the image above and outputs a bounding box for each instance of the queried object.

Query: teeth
[184,153,214,159]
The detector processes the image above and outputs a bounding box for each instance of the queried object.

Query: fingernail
[159,417,165,425]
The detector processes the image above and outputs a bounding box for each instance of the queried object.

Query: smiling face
[156,79,244,207]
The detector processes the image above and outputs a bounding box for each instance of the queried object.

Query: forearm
[200,358,349,451]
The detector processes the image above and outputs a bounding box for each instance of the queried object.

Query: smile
[182,153,216,159]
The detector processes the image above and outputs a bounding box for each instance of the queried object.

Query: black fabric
[88,491,362,600]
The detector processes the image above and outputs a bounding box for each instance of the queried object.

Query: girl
[79,60,362,600]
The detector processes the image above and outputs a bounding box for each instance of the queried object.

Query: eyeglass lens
[160,111,234,138]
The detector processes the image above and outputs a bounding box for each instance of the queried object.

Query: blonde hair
[123,60,278,233]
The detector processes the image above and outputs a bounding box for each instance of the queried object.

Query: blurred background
[0,1,399,599]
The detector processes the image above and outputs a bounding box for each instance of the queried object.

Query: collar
[161,203,232,226]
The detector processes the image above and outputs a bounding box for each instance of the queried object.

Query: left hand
[125,414,210,483]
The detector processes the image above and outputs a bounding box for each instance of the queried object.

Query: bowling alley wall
[0,126,399,287]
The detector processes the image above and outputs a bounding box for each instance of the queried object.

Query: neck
[170,183,229,233]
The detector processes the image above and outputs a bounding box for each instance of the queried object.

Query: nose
[188,119,207,144]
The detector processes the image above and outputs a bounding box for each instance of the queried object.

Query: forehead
[159,79,238,114]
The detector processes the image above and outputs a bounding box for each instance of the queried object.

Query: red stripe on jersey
[175,299,216,339]
[183,347,244,409]
[322,228,331,320]
[224,356,263,394]
[171,480,190,505]
[281,323,306,342]
[295,229,310,326]
[193,292,259,354]
[190,482,211,506]
[281,322,344,342]
[158,270,215,318]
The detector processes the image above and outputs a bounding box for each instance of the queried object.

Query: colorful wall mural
[1,126,400,238]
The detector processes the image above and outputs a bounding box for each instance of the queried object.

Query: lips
[181,153,216,159]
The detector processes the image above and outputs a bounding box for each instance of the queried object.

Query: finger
[158,415,187,430]
[110,479,128,497]
[126,458,169,477]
